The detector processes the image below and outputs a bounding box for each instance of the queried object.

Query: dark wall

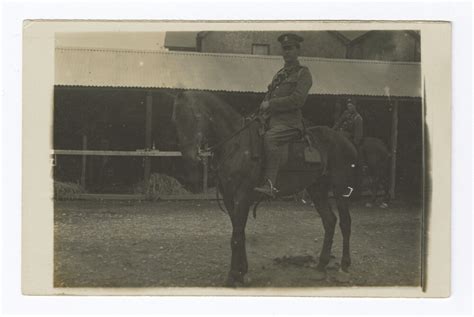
[396,100,423,200]
[54,87,422,198]
[54,88,147,192]
[304,95,423,201]
[54,88,146,151]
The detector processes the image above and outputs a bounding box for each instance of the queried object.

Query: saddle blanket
[284,140,323,171]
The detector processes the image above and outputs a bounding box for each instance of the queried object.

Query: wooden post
[334,97,342,124]
[144,91,153,183]
[202,157,208,194]
[81,134,87,188]
[389,100,399,199]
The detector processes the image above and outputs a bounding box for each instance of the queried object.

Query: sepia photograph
[21,21,452,297]
[52,28,423,288]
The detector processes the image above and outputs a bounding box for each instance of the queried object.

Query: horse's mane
[174,91,242,131]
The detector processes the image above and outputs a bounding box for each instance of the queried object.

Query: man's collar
[284,60,300,69]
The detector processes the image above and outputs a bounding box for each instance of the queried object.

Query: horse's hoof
[334,269,350,283]
[365,202,373,208]
[379,202,388,208]
[225,277,244,288]
[225,281,244,288]
[226,273,245,287]
[313,269,327,281]
[326,256,340,270]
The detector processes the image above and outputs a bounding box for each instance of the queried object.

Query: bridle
[197,112,262,214]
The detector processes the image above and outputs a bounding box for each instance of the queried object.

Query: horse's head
[172,92,209,164]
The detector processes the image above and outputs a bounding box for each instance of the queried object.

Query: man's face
[282,45,299,63]
[347,103,355,112]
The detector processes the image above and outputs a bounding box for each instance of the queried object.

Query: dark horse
[358,137,391,208]
[172,91,358,286]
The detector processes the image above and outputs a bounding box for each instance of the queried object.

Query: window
[252,44,270,55]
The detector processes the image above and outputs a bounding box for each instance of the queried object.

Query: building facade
[347,31,421,62]
[197,31,347,58]
[165,30,421,62]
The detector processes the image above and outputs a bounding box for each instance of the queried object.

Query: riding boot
[254,147,281,197]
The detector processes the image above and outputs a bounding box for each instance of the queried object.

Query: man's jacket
[333,109,363,146]
[264,62,313,129]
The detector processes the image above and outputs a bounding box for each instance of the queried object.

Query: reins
[205,114,259,153]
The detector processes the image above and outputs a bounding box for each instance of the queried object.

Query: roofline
[197,31,210,39]
[163,32,199,49]
[164,46,197,52]
[55,46,421,66]
[406,30,421,41]
[330,31,372,44]
[349,30,421,45]
[54,85,422,99]
[327,31,352,45]
[348,31,375,45]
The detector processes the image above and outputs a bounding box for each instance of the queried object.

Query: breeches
[264,125,302,148]
[262,126,301,184]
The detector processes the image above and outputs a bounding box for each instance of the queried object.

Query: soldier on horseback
[333,98,364,148]
[254,33,313,197]
[333,98,368,196]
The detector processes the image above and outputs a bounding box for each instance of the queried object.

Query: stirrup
[342,186,354,198]
[254,179,279,198]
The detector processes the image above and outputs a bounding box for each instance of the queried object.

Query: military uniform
[333,109,363,146]
[255,33,313,195]
[265,62,313,129]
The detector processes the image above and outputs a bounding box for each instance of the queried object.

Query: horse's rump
[360,137,390,170]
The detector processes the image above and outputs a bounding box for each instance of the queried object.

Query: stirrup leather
[267,179,279,195]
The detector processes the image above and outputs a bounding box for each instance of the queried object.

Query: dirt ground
[54,199,422,288]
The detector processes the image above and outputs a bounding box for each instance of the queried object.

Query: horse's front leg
[226,198,250,287]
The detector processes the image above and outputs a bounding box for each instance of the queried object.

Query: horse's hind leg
[380,173,390,207]
[334,189,352,272]
[370,174,379,205]
[307,180,336,275]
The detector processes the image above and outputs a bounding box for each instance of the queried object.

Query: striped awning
[55,47,421,98]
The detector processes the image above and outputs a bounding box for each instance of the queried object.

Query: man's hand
[260,100,270,111]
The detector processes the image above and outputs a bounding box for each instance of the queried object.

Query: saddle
[248,117,327,171]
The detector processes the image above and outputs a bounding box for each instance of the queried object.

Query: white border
[2,0,473,315]
[23,20,449,298]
